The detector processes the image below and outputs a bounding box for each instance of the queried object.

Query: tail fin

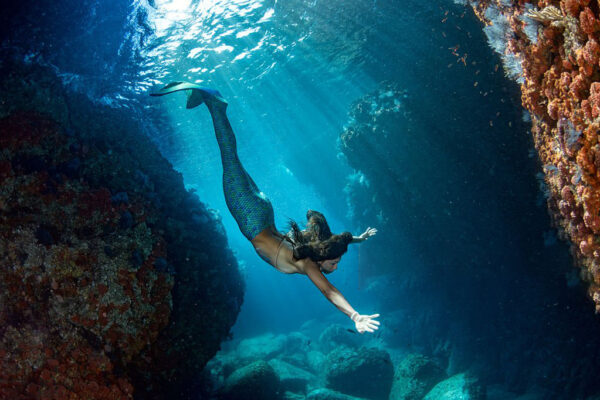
[150,81,227,109]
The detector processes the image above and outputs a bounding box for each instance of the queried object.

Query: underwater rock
[306,388,370,400]
[389,353,446,400]
[0,61,243,399]
[207,329,320,395]
[423,372,485,400]
[317,324,361,353]
[466,0,600,314]
[306,349,327,377]
[236,332,289,361]
[324,346,394,400]
[219,360,281,400]
[268,358,316,394]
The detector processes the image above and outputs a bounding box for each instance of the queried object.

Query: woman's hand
[359,227,377,241]
[351,312,380,334]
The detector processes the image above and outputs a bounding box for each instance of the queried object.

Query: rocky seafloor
[205,317,489,400]
[0,60,244,399]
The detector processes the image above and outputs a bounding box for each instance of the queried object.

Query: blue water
[5,0,600,398]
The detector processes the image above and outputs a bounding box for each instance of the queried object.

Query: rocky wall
[336,3,600,396]
[0,60,244,399]
[464,0,600,313]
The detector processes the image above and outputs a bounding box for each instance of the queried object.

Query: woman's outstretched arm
[301,260,380,334]
[351,227,378,244]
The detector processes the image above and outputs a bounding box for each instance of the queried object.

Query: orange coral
[470,1,600,312]
[580,7,599,35]
[588,82,600,117]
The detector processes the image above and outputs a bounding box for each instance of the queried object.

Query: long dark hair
[287,210,353,262]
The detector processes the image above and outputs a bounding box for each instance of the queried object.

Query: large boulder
[237,333,289,361]
[0,61,244,399]
[306,350,327,376]
[280,331,314,369]
[390,353,446,400]
[306,388,370,400]
[207,330,319,393]
[318,324,361,353]
[423,373,485,400]
[325,347,394,400]
[269,359,316,394]
[219,360,281,400]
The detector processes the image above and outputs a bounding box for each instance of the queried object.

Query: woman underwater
[151,82,380,334]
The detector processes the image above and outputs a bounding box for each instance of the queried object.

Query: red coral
[588,82,600,118]
[584,38,600,63]
[580,7,599,35]
[563,0,584,17]
[569,73,588,100]
[548,99,561,120]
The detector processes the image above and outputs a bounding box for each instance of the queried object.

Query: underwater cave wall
[0,60,244,399]
[465,0,600,313]
[337,1,600,397]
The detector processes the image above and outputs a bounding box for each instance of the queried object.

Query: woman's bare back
[251,227,307,274]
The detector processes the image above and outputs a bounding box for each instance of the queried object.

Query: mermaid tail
[150,81,227,109]
[150,81,274,241]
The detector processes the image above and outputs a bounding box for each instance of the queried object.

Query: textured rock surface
[390,354,446,400]
[466,0,600,313]
[317,324,361,354]
[325,346,394,400]
[220,360,281,400]
[268,359,316,394]
[306,388,370,400]
[423,372,485,400]
[0,60,244,399]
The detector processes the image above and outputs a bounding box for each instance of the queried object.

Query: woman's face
[319,256,341,273]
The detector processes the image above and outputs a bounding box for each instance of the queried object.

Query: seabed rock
[325,346,394,400]
[219,360,281,400]
[390,353,446,400]
[423,372,485,400]
[306,388,370,400]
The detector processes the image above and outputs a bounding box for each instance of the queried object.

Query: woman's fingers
[368,313,380,319]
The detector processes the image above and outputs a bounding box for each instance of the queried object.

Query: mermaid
[151,82,380,334]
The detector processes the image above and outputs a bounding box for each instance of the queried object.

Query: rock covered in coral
[0,61,244,398]
[0,112,164,399]
[465,0,600,312]
[324,346,394,400]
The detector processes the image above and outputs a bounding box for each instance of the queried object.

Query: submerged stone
[390,353,446,400]
[220,360,281,400]
[423,373,485,400]
[306,388,370,400]
[325,346,394,400]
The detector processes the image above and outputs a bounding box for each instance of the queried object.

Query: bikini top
[275,236,285,270]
